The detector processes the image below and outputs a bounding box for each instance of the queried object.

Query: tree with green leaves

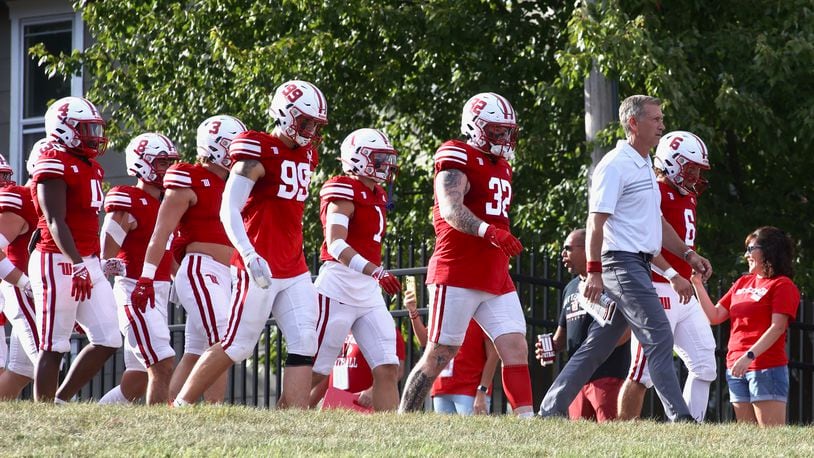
[34,0,814,289]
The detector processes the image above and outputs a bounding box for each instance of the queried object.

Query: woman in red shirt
[693,226,799,426]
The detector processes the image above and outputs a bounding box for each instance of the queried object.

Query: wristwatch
[477,384,488,393]
[746,351,756,360]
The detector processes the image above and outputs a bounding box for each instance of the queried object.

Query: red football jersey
[31,146,105,257]
[104,186,173,281]
[228,131,319,278]
[431,320,492,396]
[162,163,231,247]
[426,140,515,294]
[327,326,407,393]
[0,184,37,271]
[318,176,388,266]
[719,274,799,370]
[653,181,697,282]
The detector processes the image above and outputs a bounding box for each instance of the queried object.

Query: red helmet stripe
[304,82,326,118]
[491,93,514,121]
[688,132,707,160]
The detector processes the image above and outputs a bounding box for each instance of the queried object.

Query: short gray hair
[619,95,661,137]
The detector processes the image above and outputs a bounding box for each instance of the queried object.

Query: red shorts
[568,376,624,422]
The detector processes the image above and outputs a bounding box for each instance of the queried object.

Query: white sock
[99,385,130,405]
[683,374,711,422]
[54,397,67,405]
[172,398,191,408]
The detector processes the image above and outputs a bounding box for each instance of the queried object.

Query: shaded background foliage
[34,0,814,288]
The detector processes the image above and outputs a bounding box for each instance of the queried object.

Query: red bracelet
[586,261,602,273]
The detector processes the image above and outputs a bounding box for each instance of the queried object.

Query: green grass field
[1,402,812,456]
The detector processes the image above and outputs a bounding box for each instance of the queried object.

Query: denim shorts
[726,365,789,403]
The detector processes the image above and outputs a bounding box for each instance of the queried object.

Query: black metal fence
[13,237,814,424]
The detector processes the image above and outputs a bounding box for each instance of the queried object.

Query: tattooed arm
[435,169,482,236]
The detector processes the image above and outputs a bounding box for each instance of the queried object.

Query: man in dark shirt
[539,229,630,421]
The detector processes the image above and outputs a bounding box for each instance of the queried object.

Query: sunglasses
[745,245,762,253]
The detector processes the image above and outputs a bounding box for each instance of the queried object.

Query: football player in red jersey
[309,127,402,411]
[618,131,716,422]
[29,97,122,402]
[399,93,534,417]
[175,80,327,409]
[0,149,40,399]
[97,133,179,405]
[131,115,246,404]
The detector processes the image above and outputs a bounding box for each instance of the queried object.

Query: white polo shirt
[589,139,662,256]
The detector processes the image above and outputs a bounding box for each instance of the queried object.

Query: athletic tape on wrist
[478,222,490,238]
[0,257,16,279]
[15,273,29,289]
[101,215,127,247]
[142,262,158,279]
[0,233,10,250]
[327,239,351,260]
[663,268,679,280]
[327,212,349,228]
[348,254,370,273]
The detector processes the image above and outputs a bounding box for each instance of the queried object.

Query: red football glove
[484,225,523,257]
[131,277,155,313]
[71,262,93,302]
[372,266,401,296]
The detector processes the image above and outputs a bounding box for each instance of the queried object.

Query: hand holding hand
[686,251,713,281]
[484,225,523,257]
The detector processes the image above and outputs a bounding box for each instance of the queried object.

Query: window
[8,2,83,181]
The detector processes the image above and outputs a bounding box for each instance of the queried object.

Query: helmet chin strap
[385,181,395,212]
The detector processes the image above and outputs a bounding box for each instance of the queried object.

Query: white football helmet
[268,80,328,147]
[654,131,710,195]
[0,154,13,186]
[27,138,52,177]
[340,128,399,184]
[196,115,247,169]
[460,92,518,159]
[125,133,180,186]
[44,96,107,158]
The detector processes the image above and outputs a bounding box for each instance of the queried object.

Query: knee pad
[285,353,314,367]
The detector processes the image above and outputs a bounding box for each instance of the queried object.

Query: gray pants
[539,251,691,420]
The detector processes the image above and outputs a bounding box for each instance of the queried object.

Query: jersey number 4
[485,177,511,218]
[277,160,311,202]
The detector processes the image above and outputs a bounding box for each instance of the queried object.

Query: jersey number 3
[485,177,511,218]
[278,160,311,202]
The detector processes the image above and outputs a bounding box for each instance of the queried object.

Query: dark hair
[745,226,795,278]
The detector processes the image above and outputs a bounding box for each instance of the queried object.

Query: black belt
[605,250,654,263]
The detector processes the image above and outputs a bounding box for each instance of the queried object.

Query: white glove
[244,251,272,289]
[101,258,127,277]
[17,275,34,299]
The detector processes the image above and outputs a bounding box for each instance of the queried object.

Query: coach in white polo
[539,95,713,422]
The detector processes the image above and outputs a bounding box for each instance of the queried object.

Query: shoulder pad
[163,162,196,189]
[0,185,25,212]
[320,176,357,202]
[229,130,266,160]
[433,140,470,170]
[104,186,135,211]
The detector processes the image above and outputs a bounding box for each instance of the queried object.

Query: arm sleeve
[219,173,256,258]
